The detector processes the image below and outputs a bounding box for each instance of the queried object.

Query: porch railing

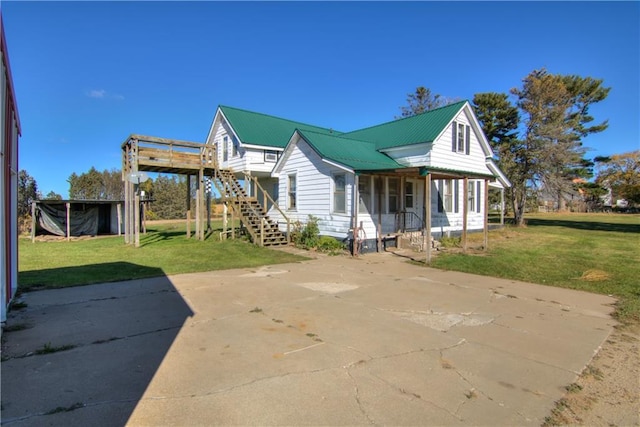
[395,210,423,232]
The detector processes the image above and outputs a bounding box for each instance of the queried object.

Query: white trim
[378,142,430,155]
[242,143,285,151]
[321,158,353,174]
[486,159,511,188]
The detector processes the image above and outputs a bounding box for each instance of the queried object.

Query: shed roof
[297,129,402,172]
[343,100,466,150]
[219,105,341,149]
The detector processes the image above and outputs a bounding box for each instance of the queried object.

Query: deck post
[484,179,489,250]
[500,187,505,225]
[260,218,264,247]
[186,175,191,239]
[352,175,359,256]
[195,176,201,241]
[31,202,36,243]
[66,202,71,241]
[123,144,130,244]
[117,203,122,236]
[134,188,140,247]
[223,203,228,240]
[462,178,468,252]
[231,207,235,239]
[425,173,432,264]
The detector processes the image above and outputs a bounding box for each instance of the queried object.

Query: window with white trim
[232,135,239,157]
[438,179,459,213]
[457,123,465,152]
[222,136,228,162]
[444,180,454,212]
[264,150,278,162]
[333,173,346,213]
[288,174,296,210]
[452,121,470,155]
[468,180,476,212]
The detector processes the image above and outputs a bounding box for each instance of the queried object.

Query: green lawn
[431,213,640,322]
[19,222,306,291]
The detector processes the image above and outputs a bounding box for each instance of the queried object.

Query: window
[333,173,346,213]
[452,121,470,154]
[358,176,371,213]
[288,174,296,210]
[232,135,239,157]
[264,150,278,162]
[438,179,459,213]
[468,180,476,212]
[388,178,399,213]
[476,181,482,213]
[405,181,414,209]
[222,136,228,162]
[457,123,466,152]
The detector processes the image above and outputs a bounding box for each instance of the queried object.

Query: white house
[1,14,21,322]
[205,101,510,252]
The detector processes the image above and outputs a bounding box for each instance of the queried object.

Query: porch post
[377,176,382,253]
[484,179,490,250]
[352,174,359,256]
[425,173,432,264]
[462,177,468,252]
[66,202,71,241]
[134,188,140,247]
[500,187,505,225]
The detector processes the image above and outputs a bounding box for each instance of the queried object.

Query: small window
[440,179,459,213]
[288,174,297,210]
[405,181,414,209]
[264,150,278,162]
[222,136,229,162]
[444,180,453,212]
[333,173,346,213]
[388,178,399,213]
[457,123,465,152]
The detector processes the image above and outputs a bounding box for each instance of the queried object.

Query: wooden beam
[186,175,191,239]
[377,176,382,252]
[425,173,432,264]
[31,202,36,243]
[484,179,490,251]
[134,189,140,247]
[66,202,71,241]
[117,203,122,236]
[462,178,468,252]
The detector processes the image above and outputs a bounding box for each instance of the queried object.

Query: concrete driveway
[1,252,617,426]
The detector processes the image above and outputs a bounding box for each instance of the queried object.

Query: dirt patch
[543,322,640,426]
[578,269,611,282]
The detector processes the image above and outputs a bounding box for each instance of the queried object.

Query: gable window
[358,175,371,213]
[333,173,346,214]
[388,178,399,213]
[287,174,297,210]
[452,121,471,155]
[405,181,414,209]
[264,150,278,162]
[222,136,229,162]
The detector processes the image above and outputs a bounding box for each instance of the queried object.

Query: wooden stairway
[213,169,288,247]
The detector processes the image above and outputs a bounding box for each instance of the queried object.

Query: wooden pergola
[121,134,216,247]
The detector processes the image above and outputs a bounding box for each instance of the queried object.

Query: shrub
[317,236,346,255]
[291,215,320,249]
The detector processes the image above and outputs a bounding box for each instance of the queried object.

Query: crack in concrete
[345,368,376,425]
[1,398,137,425]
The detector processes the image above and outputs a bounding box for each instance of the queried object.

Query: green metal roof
[219,105,341,149]
[342,100,467,150]
[297,129,403,172]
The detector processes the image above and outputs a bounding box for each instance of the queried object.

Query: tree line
[399,68,639,224]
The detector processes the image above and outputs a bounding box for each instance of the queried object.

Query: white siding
[430,110,489,175]
[269,138,353,239]
[431,179,486,235]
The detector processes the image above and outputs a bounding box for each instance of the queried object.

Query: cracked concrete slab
[1,252,617,426]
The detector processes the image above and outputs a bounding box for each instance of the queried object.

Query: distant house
[1,14,21,322]
[206,101,510,251]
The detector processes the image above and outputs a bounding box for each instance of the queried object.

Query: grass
[431,213,640,322]
[19,221,307,291]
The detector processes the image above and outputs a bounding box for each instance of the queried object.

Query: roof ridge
[219,105,338,133]
[344,99,467,135]
[297,128,375,144]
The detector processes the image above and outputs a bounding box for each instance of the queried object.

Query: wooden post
[134,188,140,247]
[231,207,235,239]
[462,178,468,252]
[500,187,505,226]
[353,175,359,256]
[141,200,146,234]
[195,181,201,241]
[425,173,432,264]
[117,203,122,236]
[31,202,36,243]
[124,145,129,244]
[260,218,264,247]
[186,175,191,238]
[66,202,71,241]
[484,179,490,251]
[377,176,382,252]
[129,181,135,245]
[223,203,228,240]
[199,168,205,240]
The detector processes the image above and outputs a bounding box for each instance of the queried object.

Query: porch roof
[297,129,403,172]
[219,105,341,149]
[342,101,466,150]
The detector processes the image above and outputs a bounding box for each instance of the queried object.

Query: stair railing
[246,174,291,243]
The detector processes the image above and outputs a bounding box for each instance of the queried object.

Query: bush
[291,215,320,249]
[438,236,461,248]
[317,236,346,255]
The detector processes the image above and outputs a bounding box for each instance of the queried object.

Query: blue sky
[3,1,639,197]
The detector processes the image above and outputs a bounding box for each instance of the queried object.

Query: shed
[32,200,124,239]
